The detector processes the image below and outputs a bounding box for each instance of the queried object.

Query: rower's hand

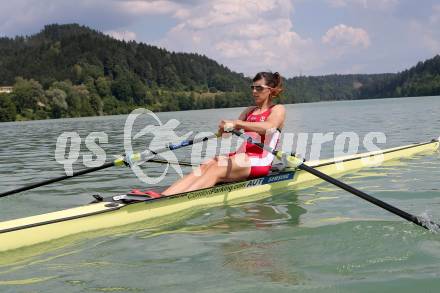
[218,120,236,137]
[219,120,236,132]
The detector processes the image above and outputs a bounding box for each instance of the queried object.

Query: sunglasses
[251,84,272,92]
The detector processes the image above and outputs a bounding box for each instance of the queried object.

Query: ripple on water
[1,98,440,291]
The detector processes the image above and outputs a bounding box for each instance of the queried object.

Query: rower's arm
[218,107,255,135]
[235,105,285,135]
[237,106,255,121]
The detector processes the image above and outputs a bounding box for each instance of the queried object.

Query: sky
[0,0,439,78]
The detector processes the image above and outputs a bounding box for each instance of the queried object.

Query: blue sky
[1,0,439,77]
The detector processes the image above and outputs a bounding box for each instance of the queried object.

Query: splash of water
[418,212,440,233]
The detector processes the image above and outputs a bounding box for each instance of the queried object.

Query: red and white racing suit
[230,105,281,178]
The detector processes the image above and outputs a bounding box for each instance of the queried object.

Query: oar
[0,134,217,198]
[230,129,440,231]
[148,158,197,167]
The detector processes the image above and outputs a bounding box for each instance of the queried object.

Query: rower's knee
[194,158,220,178]
[199,163,210,172]
[202,156,228,168]
[206,162,227,178]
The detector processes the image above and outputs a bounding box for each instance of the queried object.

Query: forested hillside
[0,24,439,122]
[0,24,250,121]
[283,73,394,102]
[359,55,440,98]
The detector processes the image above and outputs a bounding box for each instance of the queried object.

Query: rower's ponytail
[271,72,283,98]
[253,71,283,98]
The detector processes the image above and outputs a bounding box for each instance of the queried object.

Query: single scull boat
[0,138,438,252]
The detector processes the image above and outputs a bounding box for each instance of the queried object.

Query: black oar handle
[298,163,439,231]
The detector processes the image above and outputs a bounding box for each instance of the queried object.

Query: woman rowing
[161,72,285,195]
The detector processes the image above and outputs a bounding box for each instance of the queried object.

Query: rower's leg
[183,154,251,192]
[161,158,218,195]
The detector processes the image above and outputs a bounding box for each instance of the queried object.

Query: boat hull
[0,140,438,251]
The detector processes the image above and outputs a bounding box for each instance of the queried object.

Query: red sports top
[235,105,281,163]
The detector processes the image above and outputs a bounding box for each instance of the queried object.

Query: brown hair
[252,72,283,98]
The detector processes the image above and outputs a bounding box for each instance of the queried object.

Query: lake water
[0,96,440,292]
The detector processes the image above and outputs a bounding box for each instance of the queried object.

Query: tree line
[0,23,439,122]
[0,24,252,121]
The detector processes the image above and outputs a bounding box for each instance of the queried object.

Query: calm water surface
[0,96,440,292]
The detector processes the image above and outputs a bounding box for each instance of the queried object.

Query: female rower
[161,72,285,195]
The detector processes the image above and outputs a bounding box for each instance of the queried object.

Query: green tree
[96,77,111,97]
[102,95,122,115]
[46,88,68,118]
[12,77,47,113]
[0,94,17,121]
[74,85,94,116]
[90,94,103,116]
[111,76,133,103]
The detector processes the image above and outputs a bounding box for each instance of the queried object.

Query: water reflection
[220,197,306,285]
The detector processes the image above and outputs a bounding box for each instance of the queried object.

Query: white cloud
[3,0,434,76]
[105,30,137,41]
[182,0,277,30]
[422,34,440,53]
[409,21,440,54]
[157,0,323,77]
[115,0,183,16]
[322,24,370,48]
[425,4,440,52]
[327,0,349,7]
[430,4,440,25]
[327,0,398,10]
[0,0,56,35]
[232,23,274,39]
[408,4,440,54]
[340,64,366,74]
[0,0,135,37]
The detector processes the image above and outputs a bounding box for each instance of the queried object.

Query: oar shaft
[138,134,218,161]
[0,162,114,198]
[298,163,434,229]
[148,158,196,167]
[1,133,217,197]
[230,129,439,231]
